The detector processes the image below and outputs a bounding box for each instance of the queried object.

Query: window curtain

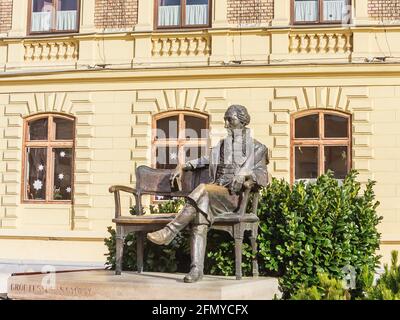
[57,10,77,30]
[295,0,318,22]
[186,4,208,25]
[158,5,180,26]
[323,0,346,21]
[31,11,52,31]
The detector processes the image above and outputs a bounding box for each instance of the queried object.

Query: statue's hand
[170,164,192,190]
[170,165,182,188]
[232,175,246,193]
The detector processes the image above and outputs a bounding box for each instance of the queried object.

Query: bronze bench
[109,165,260,280]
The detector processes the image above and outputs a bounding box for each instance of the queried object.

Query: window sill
[21,201,73,206]
[27,30,80,38]
[290,23,352,29]
[153,26,212,33]
[294,178,344,185]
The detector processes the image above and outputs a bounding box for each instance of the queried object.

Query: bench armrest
[238,178,257,216]
[109,185,139,219]
[109,185,137,194]
[243,179,255,190]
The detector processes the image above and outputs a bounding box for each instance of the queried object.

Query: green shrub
[290,251,400,300]
[290,273,351,300]
[205,231,254,276]
[149,198,185,214]
[364,251,400,300]
[257,170,382,299]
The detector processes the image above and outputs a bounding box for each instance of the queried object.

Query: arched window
[153,111,209,171]
[291,110,351,182]
[23,114,75,202]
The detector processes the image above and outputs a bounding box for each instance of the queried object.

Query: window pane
[155,144,178,199]
[158,0,181,26]
[156,146,179,169]
[185,115,207,139]
[53,148,73,200]
[29,118,48,140]
[56,0,78,30]
[295,146,318,179]
[26,148,47,200]
[54,118,74,140]
[156,116,178,139]
[58,0,77,10]
[325,146,348,179]
[323,0,348,22]
[32,0,53,32]
[186,0,208,25]
[184,146,207,162]
[295,114,319,138]
[324,114,348,138]
[33,0,53,11]
[295,0,318,22]
[187,0,208,3]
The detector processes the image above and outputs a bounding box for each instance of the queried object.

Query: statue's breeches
[187,183,240,225]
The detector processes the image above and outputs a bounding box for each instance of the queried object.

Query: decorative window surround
[131,88,227,186]
[270,86,372,183]
[1,92,94,230]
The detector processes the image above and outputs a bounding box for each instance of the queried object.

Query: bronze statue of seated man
[147,104,269,283]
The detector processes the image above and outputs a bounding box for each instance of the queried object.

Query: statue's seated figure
[147,104,269,283]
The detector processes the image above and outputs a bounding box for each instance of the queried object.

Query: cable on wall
[375,0,394,58]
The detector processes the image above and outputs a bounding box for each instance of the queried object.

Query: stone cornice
[2,63,400,83]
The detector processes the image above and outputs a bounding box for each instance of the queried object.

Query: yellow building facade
[1,0,400,268]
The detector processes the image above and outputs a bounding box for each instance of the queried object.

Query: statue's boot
[147,204,196,246]
[184,224,208,283]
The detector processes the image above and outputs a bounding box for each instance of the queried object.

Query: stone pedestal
[7,270,280,300]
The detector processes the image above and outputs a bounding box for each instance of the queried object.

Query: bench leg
[250,224,259,278]
[115,229,124,275]
[234,224,244,280]
[136,231,144,273]
[234,237,243,280]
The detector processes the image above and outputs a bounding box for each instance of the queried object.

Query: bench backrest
[135,165,209,195]
[134,165,259,216]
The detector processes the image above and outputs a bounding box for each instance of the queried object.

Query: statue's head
[224,104,250,130]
